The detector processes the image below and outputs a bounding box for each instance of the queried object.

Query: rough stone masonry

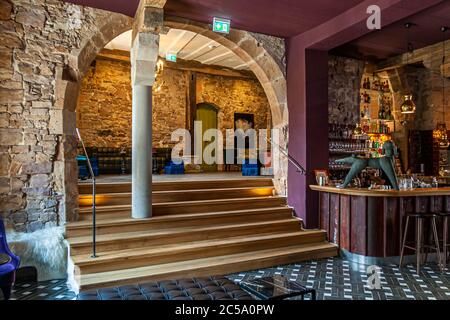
[0,0,132,232]
[0,0,287,232]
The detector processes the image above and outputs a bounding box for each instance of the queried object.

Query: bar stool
[435,212,450,266]
[399,212,443,274]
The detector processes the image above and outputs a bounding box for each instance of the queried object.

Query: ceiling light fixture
[401,23,417,114]
[434,26,449,149]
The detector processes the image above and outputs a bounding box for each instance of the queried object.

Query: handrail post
[76,128,97,258]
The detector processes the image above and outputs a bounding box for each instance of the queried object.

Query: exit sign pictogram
[166,52,177,62]
[213,17,230,34]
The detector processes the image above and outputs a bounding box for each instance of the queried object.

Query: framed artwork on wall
[234,113,255,150]
[234,113,254,131]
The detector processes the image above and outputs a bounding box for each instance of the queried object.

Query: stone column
[132,85,153,218]
[130,0,166,218]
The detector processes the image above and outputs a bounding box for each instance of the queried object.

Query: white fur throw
[6,227,68,282]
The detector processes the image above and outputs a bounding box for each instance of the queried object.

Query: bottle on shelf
[378,105,385,120]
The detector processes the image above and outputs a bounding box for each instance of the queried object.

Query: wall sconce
[156,58,164,78]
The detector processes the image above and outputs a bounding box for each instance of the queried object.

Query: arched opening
[64,15,288,221]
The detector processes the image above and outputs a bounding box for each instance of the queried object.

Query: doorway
[196,103,218,172]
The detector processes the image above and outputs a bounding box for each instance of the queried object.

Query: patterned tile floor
[228,257,450,300]
[2,257,449,300]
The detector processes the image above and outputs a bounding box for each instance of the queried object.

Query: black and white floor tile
[2,279,76,300]
[228,257,450,300]
[2,257,449,300]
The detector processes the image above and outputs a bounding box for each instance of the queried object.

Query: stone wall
[411,70,450,131]
[0,0,284,232]
[76,56,270,148]
[380,41,450,131]
[0,0,132,231]
[328,55,365,125]
[76,58,132,148]
[196,73,271,136]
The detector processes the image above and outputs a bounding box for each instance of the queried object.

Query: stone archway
[58,13,133,222]
[164,17,288,194]
[61,13,288,221]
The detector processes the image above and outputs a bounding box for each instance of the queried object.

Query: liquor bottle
[386,107,393,120]
[364,105,369,119]
[378,106,384,120]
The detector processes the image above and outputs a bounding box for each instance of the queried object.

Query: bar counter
[310,185,450,259]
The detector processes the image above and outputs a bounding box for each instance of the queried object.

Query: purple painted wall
[286,46,328,228]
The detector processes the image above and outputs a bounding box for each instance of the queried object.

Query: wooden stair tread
[72,230,326,265]
[78,178,274,194]
[78,186,275,198]
[79,195,285,211]
[68,219,300,245]
[68,206,293,229]
[79,242,337,288]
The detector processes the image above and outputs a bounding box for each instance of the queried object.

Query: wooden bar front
[310,186,450,257]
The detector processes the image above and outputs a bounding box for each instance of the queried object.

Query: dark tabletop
[239,275,315,300]
[0,253,11,265]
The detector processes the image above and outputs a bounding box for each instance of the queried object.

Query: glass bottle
[432,177,439,188]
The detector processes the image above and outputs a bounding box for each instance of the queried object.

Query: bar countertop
[310,185,450,197]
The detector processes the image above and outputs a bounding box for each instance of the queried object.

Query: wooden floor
[67,177,338,290]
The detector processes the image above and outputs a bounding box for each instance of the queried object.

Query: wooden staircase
[67,178,337,290]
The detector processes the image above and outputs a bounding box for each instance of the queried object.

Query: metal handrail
[76,128,97,258]
[267,138,306,175]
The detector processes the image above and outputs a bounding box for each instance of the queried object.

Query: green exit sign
[213,17,230,34]
[166,52,177,62]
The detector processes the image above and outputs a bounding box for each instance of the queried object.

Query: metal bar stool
[399,212,443,274]
[435,212,450,266]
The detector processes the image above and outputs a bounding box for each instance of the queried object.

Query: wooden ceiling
[105,28,249,70]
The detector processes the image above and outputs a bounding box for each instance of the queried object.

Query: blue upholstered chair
[0,218,20,300]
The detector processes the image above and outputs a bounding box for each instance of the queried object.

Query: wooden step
[68,219,302,255]
[78,178,274,195]
[67,207,294,236]
[73,230,328,274]
[78,196,287,219]
[77,204,130,221]
[78,242,338,290]
[78,186,275,207]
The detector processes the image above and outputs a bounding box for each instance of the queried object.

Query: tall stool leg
[399,216,410,268]
[443,216,448,265]
[416,217,422,274]
[431,217,443,272]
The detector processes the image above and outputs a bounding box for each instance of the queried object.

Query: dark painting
[234,113,254,131]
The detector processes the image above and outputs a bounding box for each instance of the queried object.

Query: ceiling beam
[97,49,256,79]
[376,39,450,75]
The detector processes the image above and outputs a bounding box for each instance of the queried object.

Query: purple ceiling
[64,0,449,60]
[332,1,450,60]
[64,0,365,38]
[163,0,366,38]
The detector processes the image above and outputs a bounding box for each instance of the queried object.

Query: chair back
[0,218,20,268]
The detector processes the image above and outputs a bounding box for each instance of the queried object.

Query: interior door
[195,104,218,171]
